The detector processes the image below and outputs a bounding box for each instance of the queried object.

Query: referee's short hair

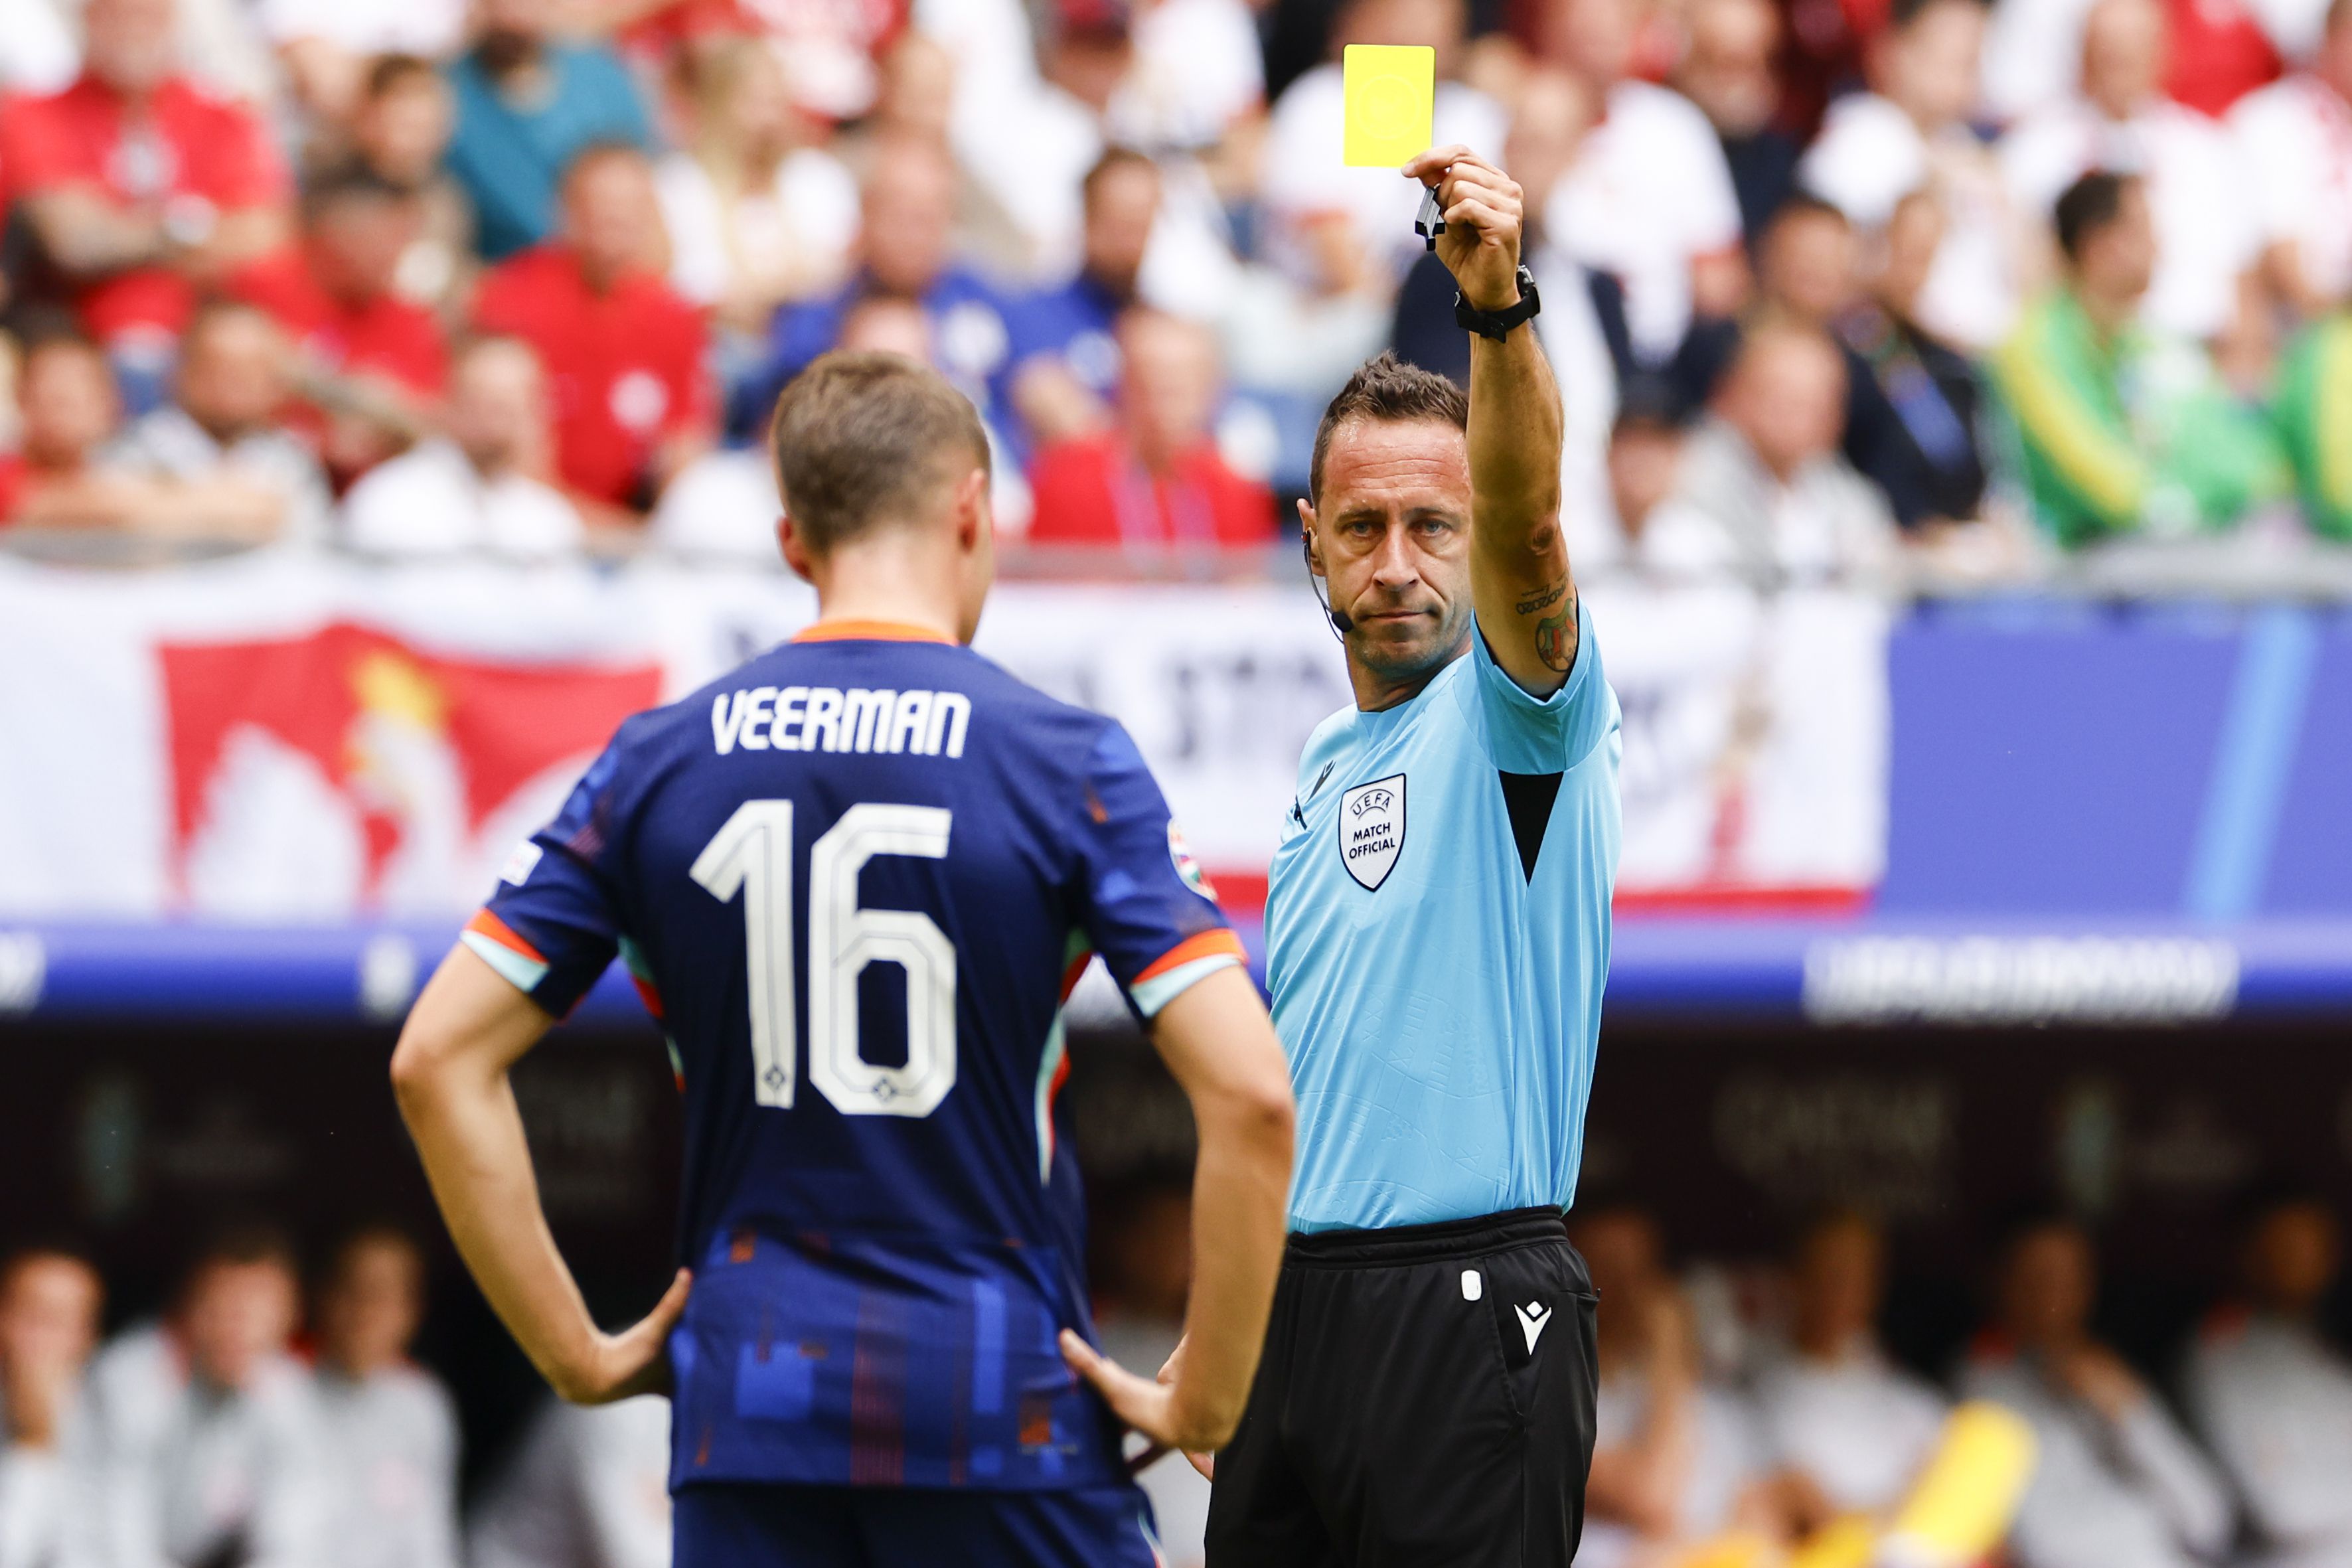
[1310,351,1470,505]
[769,351,992,554]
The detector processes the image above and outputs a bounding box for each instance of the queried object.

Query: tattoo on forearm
[1514,578,1567,616]
[1535,592,1577,673]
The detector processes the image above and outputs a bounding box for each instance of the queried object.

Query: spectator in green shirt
[1989,171,2284,548]
[2269,315,2352,541]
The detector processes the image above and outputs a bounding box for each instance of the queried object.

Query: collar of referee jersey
[791,619,957,645]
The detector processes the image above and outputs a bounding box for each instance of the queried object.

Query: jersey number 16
[690,800,957,1119]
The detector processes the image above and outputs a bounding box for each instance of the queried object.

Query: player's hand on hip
[1060,1328,1238,1455]
[1153,1334,1217,1480]
[1401,145,1525,313]
[552,1268,692,1405]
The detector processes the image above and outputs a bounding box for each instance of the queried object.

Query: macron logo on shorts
[1516,1300,1551,1352]
[712,686,972,758]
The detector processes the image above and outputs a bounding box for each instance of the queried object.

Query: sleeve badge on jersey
[499,840,544,886]
[1338,774,1406,891]
[1168,821,1219,902]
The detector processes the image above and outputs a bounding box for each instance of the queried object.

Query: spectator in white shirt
[62,1227,329,1568]
[2231,0,2352,321]
[309,1229,458,1568]
[1500,67,1629,551]
[1259,0,1509,285]
[654,39,860,335]
[2185,1190,2352,1568]
[1,1250,102,1568]
[100,301,333,548]
[926,0,1130,281]
[1676,0,1805,244]
[1571,1204,1778,1568]
[1987,0,2329,121]
[261,0,464,135]
[1982,0,2103,123]
[1802,0,2024,351]
[1958,1214,2233,1568]
[468,1396,672,1568]
[1111,0,1265,151]
[1751,1212,1948,1517]
[1644,323,1899,589]
[341,336,584,560]
[1598,389,1689,569]
[1543,0,1749,362]
[2001,0,2262,347]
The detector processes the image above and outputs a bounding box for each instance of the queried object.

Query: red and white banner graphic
[0,558,1887,919]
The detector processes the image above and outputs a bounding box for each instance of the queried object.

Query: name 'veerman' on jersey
[712,684,973,757]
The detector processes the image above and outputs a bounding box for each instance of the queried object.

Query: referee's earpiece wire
[1303,528,1352,642]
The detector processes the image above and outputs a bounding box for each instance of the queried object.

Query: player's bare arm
[1059,965,1294,1454]
[1403,145,1575,697]
[391,946,691,1405]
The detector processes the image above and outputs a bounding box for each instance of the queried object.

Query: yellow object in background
[1341,44,1435,167]
[1675,1401,2035,1568]
[1670,1532,1778,1568]
[1788,1516,1877,1568]
[1879,1401,2039,1567]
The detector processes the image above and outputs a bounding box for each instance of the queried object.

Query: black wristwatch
[1455,266,1542,340]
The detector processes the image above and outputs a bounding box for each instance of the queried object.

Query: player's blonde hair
[767,351,992,553]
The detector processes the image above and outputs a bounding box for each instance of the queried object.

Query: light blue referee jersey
[1265,600,1620,1233]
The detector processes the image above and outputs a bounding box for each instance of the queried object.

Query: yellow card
[1342,44,1435,167]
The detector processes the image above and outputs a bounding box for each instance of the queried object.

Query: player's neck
[803,537,967,645]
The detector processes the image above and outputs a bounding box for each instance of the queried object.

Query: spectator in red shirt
[1027,308,1275,554]
[230,170,447,485]
[471,143,716,524]
[0,335,129,528]
[0,0,293,402]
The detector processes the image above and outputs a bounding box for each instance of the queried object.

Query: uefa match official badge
[1338,774,1406,890]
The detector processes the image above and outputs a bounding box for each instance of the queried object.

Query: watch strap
[1454,265,1542,341]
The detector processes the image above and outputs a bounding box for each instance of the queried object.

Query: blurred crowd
[0,1223,676,1568]
[6,1186,2352,1568]
[5,0,2352,576]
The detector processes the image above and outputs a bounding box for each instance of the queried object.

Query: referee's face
[1303,418,1476,699]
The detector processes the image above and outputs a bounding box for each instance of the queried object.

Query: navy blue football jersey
[465,621,1243,1494]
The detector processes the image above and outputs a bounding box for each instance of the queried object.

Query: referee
[1212,144,1620,1565]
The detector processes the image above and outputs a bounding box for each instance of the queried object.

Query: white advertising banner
[0,558,1886,917]
[1588,578,1890,893]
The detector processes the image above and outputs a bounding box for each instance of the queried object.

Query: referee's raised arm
[1403,145,1575,698]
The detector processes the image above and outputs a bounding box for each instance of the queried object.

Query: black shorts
[1205,1207,1598,1568]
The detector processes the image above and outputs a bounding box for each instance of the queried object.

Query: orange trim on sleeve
[465,907,548,964]
[1133,928,1248,986]
[791,619,957,645]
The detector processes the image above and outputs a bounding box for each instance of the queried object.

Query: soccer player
[390,351,1296,1566]
[1204,145,1622,1567]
